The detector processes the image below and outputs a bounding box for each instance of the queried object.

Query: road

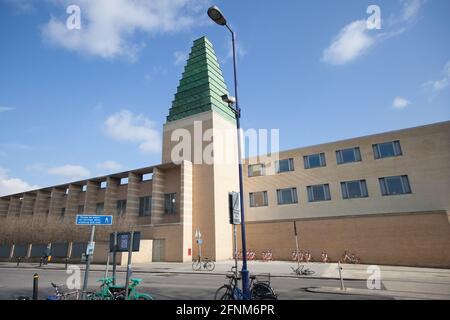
[0,267,388,300]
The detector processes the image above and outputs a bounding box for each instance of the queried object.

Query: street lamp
[208,5,251,299]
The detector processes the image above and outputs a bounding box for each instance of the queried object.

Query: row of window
[59,193,178,218]
[249,175,412,207]
[248,140,403,177]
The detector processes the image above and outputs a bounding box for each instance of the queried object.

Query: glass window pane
[386,177,404,195]
[278,159,291,173]
[312,185,325,201]
[347,181,362,198]
[378,142,395,158]
[341,149,356,163]
[308,154,321,168]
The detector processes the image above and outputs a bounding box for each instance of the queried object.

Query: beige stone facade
[0,115,449,267]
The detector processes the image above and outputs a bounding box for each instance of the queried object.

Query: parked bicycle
[340,251,360,264]
[291,265,315,276]
[215,267,278,300]
[86,277,153,300]
[192,257,215,271]
[321,250,330,263]
[261,249,273,262]
[47,283,80,300]
[247,249,256,261]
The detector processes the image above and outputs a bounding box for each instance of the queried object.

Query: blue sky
[0,0,449,195]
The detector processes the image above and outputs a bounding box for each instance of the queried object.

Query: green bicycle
[86,277,153,300]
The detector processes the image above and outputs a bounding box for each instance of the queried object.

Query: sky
[0,0,449,196]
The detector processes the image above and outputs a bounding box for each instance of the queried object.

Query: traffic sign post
[76,215,113,300]
[229,192,241,275]
[195,228,202,260]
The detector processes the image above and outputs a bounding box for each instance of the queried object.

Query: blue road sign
[76,215,113,225]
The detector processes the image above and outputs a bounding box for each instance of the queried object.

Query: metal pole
[338,261,345,291]
[124,231,134,300]
[104,250,110,280]
[81,225,95,300]
[226,25,250,300]
[294,221,300,270]
[233,224,238,276]
[32,273,39,300]
[112,232,117,285]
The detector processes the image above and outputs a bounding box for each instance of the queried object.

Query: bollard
[17,257,21,267]
[338,261,345,291]
[32,274,39,300]
[39,257,43,268]
[65,258,69,270]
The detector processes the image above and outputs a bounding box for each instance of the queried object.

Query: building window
[379,175,412,196]
[117,200,127,216]
[139,197,151,217]
[77,205,84,215]
[277,188,298,205]
[249,191,268,207]
[96,202,104,215]
[275,158,294,173]
[248,164,265,177]
[164,193,177,215]
[303,153,326,169]
[336,147,362,164]
[373,141,402,159]
[341,180,368,199]
[307,184,331,202]
[60,208,66,218]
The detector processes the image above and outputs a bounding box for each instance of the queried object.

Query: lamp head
[207,6,227,26]
[221,94,236,105]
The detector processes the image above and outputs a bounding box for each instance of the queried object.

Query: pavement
[1,260,449,300]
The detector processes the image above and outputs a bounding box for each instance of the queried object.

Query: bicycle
[321,250,330,263]
[261,249,273,262]
[215,267,278,300]
[192,257,215,271]
[86,277,153,300]
[291,265,315,276]
[340,251,360,264]
[47,283,80,300]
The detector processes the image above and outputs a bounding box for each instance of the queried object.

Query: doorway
[152,239,165,262]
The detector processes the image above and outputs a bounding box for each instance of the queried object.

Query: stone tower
[162,36,239,261]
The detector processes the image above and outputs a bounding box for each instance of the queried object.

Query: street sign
[228,192,241,225]
[86,242,95,255]
[76,215,113,225]
[109,232,141,252]
[197,239,203,245]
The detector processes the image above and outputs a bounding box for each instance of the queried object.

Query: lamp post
[208,5,250,299]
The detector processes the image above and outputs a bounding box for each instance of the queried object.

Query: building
[1,37,449,268]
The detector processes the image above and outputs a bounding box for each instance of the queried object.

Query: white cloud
[96,161,123,172]
[103,109,161,153]
[0,107,15,113]
[173,51,188,66]
[322,20,375,65]
[401,0,425,22]
[323,0,426,65]
[0,167,40,196]
[47,165,91,180]
[393,97,411,109]
[423,60,450,93]
[41,0,202,61]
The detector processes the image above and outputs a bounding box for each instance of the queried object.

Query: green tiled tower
[167,37,236,122]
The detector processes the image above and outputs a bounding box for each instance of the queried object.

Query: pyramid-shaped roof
[167,37,236,122]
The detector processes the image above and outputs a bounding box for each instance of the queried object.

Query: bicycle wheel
[215,285,234,300]
[192,260,202,271]
[134,293,154,300]
[205,261,215,271]
[251,283,277,300]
